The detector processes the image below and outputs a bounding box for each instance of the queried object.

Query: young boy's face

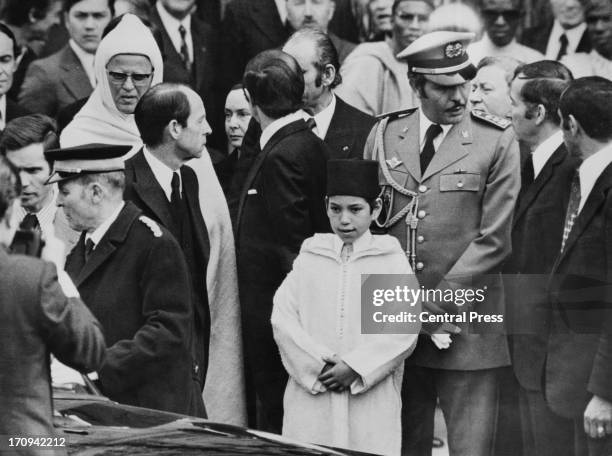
[326,195,381,243]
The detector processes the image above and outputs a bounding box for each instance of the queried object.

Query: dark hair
[0,0,53,26]
[243,50,304,119]
[64,0,113,14]
[0,114,58,165]
[513,60,574,81]
[520,78,569,126]
[285,28,342,88]
[0,155,20,220]
[392,0,434,14]
[135,83,191,147]
[0,23,19,58]
[559,77,612,141]
[230,83,243,91]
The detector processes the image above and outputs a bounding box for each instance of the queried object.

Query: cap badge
[444,42,464,58]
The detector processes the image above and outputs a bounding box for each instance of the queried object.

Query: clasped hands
[318,354,359,393]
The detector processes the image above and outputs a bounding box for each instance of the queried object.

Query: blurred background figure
[337,0,433,115]
[561,0,612,79]
[426,1,482,34]
[0,114,80,254]
[470,55,521,117]
[521,0,591,59]
[0,0,63,100]
[0,154,105,451]
[59,13,163,148]
[468,0,544,64]
[0,24,30,129]
[18,0,113,117]
[114,0,152,19]
[357,0,394,42]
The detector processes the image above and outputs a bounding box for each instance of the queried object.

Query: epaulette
[139,216,162,237]
[376,107,418,121]
[471,109,512,130]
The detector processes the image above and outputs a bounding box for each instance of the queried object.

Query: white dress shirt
[578,142,612,213]
[418,108,453,153]
[143,146,182,201]
[259,110,308,150]
[301,94,336,139]
[531,130,564,179]
[156,1,193,62]
[85,201,125,247]
[14,189,59,238]
[0,95,7,130]
[545,21,587,60]
[69,39,96,87]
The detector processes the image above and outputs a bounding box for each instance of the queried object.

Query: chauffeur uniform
[364,32,520,456]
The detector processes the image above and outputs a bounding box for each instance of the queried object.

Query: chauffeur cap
[327,159,380,200]
[44,144,131,184]
[397,31,477,86]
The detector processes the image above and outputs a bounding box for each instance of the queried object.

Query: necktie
[556,33,569,61]
[420,124,442,174]
[560,172,581,253]
[340,243,353,263]
[84,238,95,262]
[522,155,535,187]
[306,117,317,130]
[178,25,191,72]
[170,172,182,219]
[20,213,40,230]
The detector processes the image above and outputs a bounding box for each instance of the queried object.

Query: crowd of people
[0,0,611,455]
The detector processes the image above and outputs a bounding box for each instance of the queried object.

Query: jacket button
[418,185,427,193]
[457,181,464,188]
[416,262,424,271]
[417,210,426,219]
[417,235,425,243]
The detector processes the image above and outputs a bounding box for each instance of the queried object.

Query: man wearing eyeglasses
[467,0,543,65]
[106,55,154,115]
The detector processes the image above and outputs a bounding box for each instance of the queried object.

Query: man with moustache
[364,31,520,456]
[0,24,30,128]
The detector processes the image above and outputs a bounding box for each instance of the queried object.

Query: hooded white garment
[58,13,247,426]
[272,232,420,455]
[59,14,163,149]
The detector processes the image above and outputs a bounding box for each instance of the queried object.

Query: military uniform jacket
[364,109,520,370]
[65,202,204,416]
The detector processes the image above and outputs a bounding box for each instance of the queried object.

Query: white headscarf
[60,14,163,148]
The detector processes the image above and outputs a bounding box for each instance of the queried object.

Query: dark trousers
[519,386,573,456]
[401,366,499,456]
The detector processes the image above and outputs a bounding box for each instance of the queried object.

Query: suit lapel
[555,163,612,265]
[130,150,178,232]
[422,115,471,181]
[513,145,566,227]
[59,46,92,100]
[73,204,137,286]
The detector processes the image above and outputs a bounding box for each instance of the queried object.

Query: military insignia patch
[139,216,162,237]
[471,109,512,130]
[444,42,464,58]
[386,157,403,169]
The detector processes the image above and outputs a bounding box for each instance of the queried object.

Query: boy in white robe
[271,159,420,455]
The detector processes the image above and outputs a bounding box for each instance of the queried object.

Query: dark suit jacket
[520,21,591,56]
[0,248,105,441]
[504,143,579,391]
[546,162,612,419]
[5,98,31,123]
[65,202,205,416]
[236,119,330,387]
[18,45,93,118]
[123,150,211,386]
[325,96,375,159]
[8,47,37,102]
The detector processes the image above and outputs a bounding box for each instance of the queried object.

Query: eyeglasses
[481,9,522,21]
[106,70,154,86]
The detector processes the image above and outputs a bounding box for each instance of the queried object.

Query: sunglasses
[481,9,522,21]
[107,71,154,86]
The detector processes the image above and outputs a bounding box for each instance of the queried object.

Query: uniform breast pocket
[439,173,481,192]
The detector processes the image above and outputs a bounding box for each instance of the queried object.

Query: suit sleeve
[18,62,57,117]
[99,235,193,394]
[587,199,612,401]
[444,129,520,283]
[40,262,106,373]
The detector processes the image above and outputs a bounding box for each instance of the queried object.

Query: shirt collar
[69,38,96,87]
[578,142,612,212]
[86,201,125,246]
[259,110,307,150]
[531,130,564,178]
[143,146,181,201]
[311,93,336,140]
[418,107,453,149]
[332,229,373,259]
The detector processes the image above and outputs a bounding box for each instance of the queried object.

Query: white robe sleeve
[272,257,336,394]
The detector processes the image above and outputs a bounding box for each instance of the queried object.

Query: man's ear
[535,104,546,126]
[321,64,336,88]
[89,182,104,204]
[168,120,181,140]
[568,114,581,137]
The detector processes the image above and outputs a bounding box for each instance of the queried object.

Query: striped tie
[560,172,581,253]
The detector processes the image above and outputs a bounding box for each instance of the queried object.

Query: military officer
[364,31,520,456]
